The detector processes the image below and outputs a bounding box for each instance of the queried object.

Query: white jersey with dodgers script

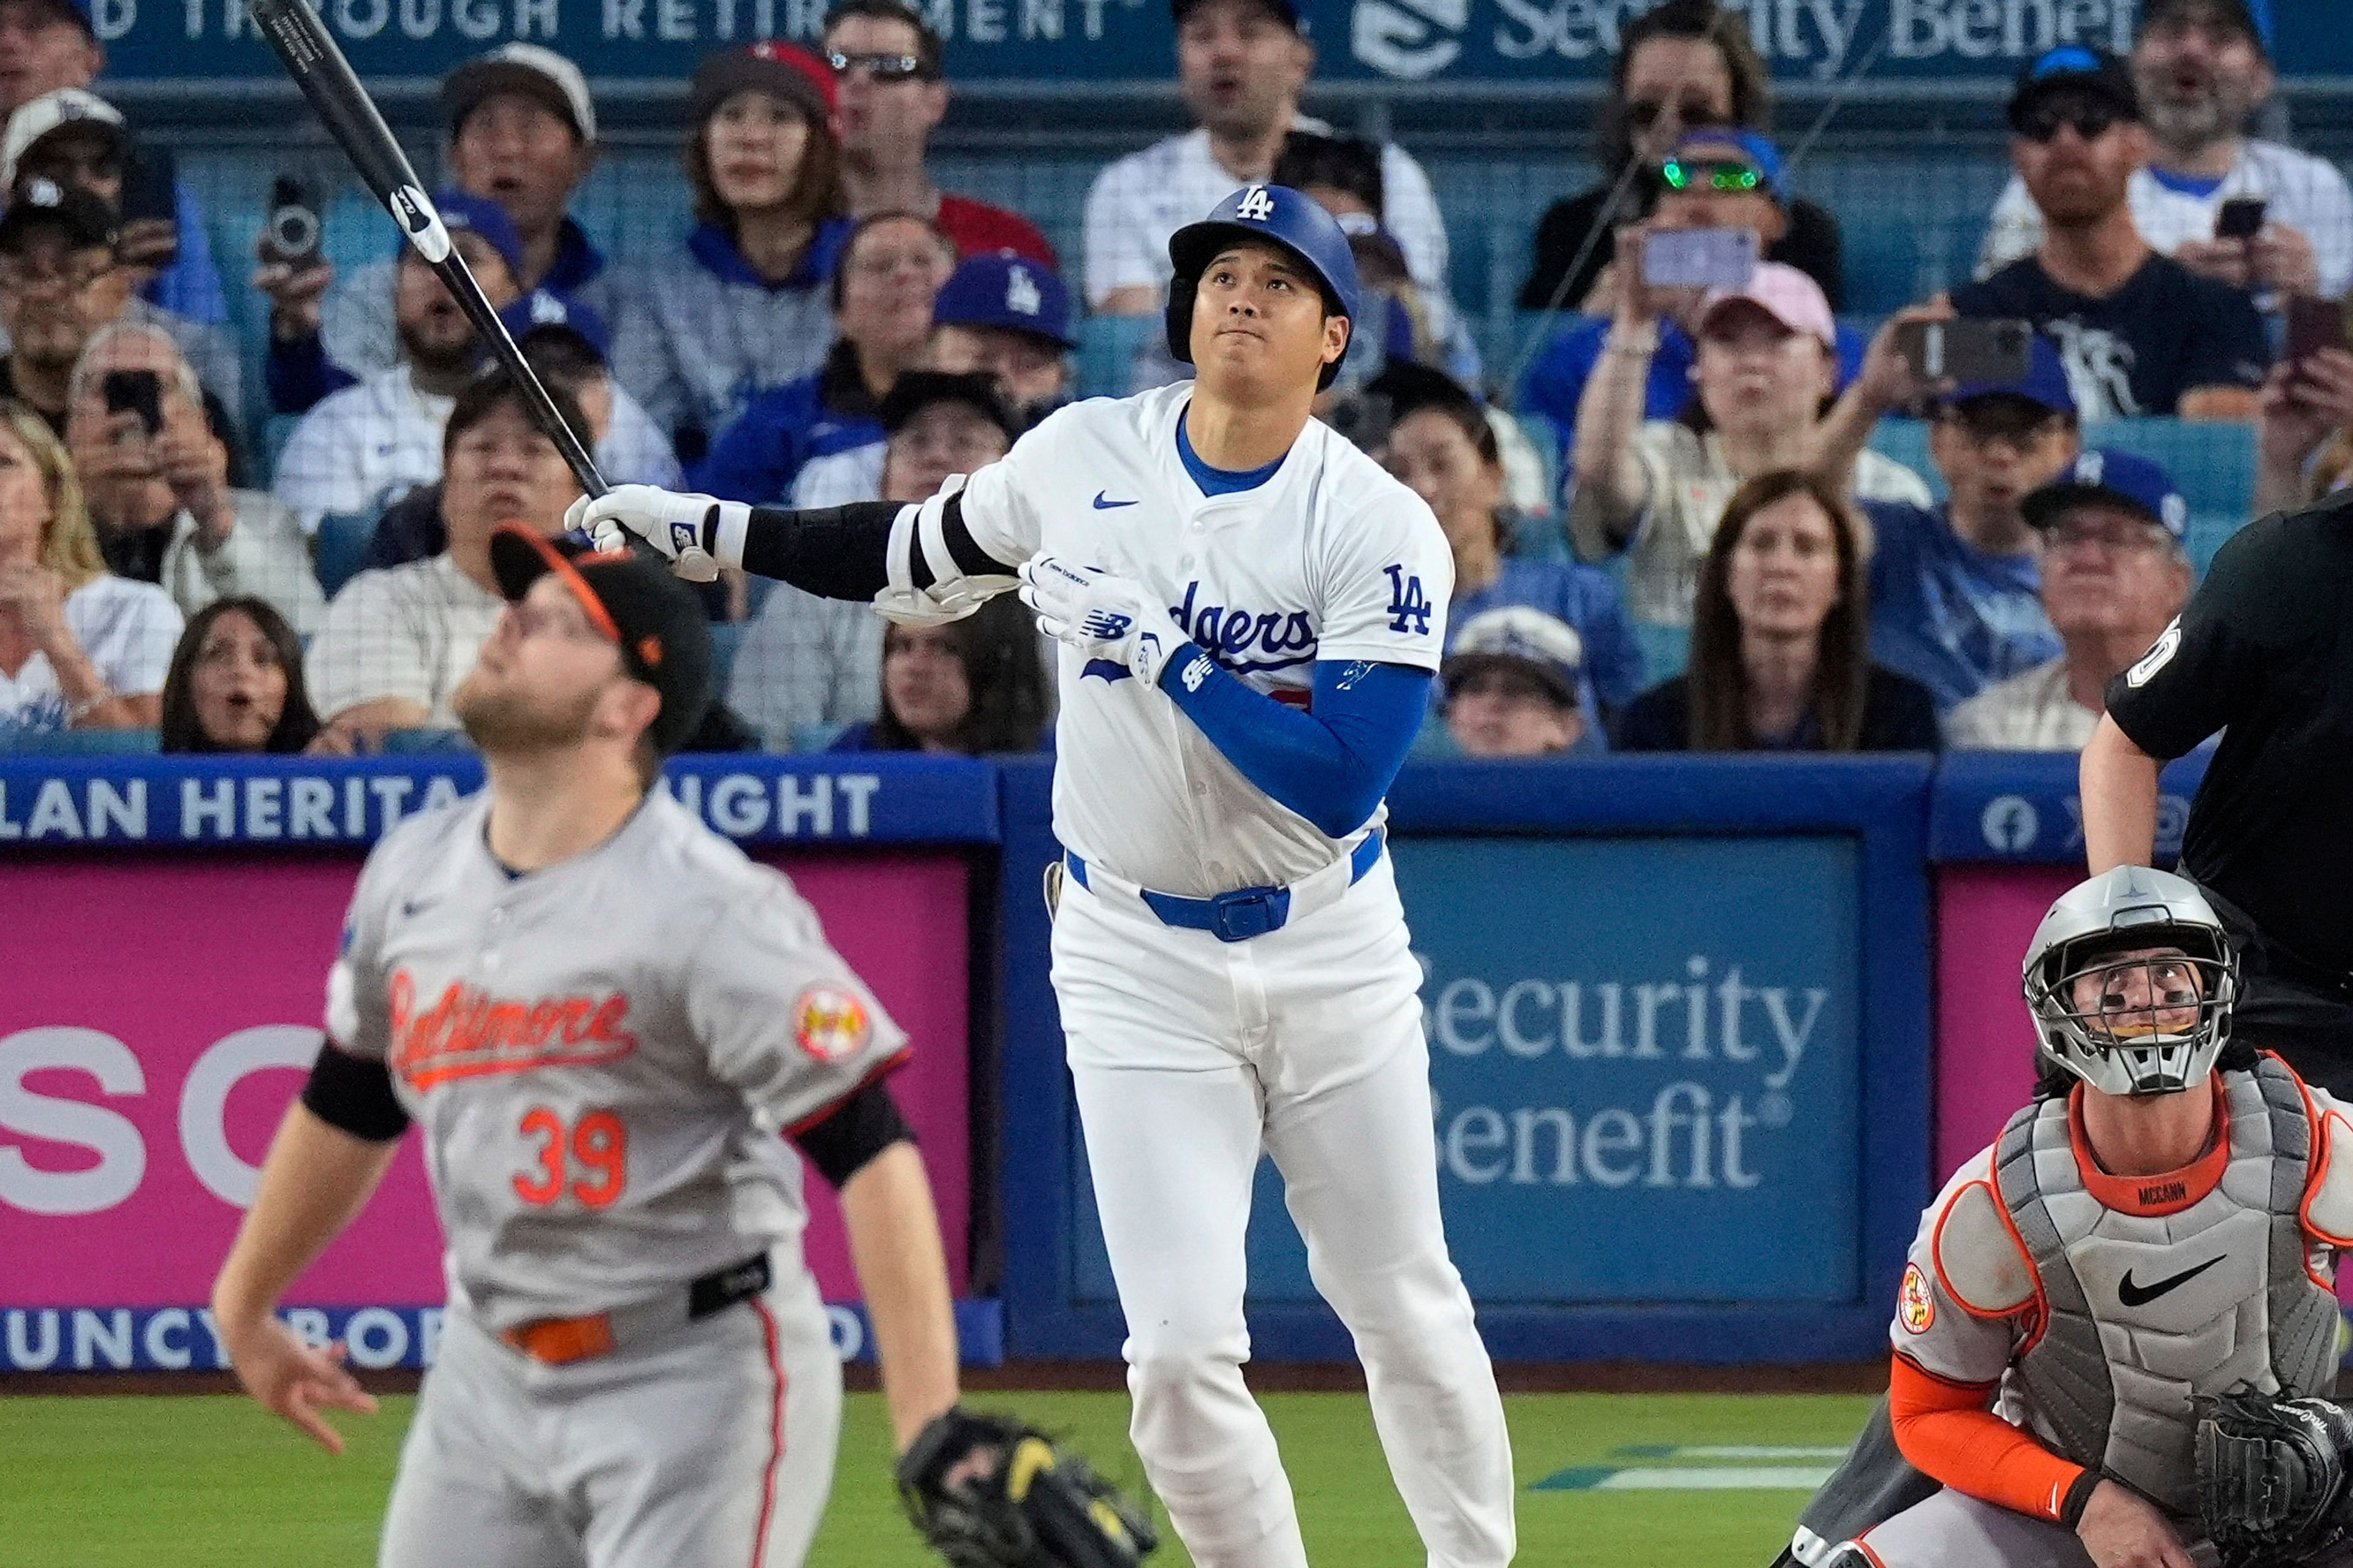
[324,789,906,1333]
[959,382,1453,896]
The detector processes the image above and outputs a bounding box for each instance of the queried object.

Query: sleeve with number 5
[687,874,911,1135]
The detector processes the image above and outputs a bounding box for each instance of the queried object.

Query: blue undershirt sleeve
[1153,650,1431,839]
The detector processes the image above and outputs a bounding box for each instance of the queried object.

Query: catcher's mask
[2023,865,2237,1098]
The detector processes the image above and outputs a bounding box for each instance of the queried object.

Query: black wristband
[738,501,901,599]
[2058,1469,2102,1529]
[298,1040,411,1143]
[790,1080,914,1187]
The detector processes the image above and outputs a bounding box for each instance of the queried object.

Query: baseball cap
[2141,0,2268,55]
[488,525,716,756]
[1663,128,1789,206]
[1172,0,1302,32]
[394,189,525,283]
[1697,262,1836,350]
[0,88,128,193]
[501,288,612,362]
[2009,45,2140,131]
[689,43,837,131]
[1941,333,2076,418]
[2021,449,2188,541]
[0,175,114,255]
[16,0,93,39]
[1441,608,1585,709]
[932,252,1075,349]
[879,369,1020,444]
[442,44,596,143]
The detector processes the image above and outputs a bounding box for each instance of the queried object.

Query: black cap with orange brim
[488,524,715,756]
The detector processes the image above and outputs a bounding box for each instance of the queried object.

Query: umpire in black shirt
[2083,487,2353,1094]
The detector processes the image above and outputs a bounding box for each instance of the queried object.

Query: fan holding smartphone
[2254,295,2353,513]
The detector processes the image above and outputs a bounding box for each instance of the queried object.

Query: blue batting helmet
[1165,184,1362,390]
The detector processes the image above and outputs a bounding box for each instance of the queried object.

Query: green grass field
[0,1389,1876,1566]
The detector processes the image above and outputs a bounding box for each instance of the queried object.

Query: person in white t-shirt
[1976,0,2352,303]
[1082,0,1447,317]
[305,374,585,751]
[1570,256,1931,630]
[0,395,179,732]
[1948,450,2192,753]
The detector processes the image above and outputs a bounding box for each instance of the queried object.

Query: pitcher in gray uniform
[1780,866,2353,1568]
[209,525,965,1567]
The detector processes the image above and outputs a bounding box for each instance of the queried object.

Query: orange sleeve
[1888,1355,2094,1526]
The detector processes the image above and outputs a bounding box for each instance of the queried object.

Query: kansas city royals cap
[2021,449,2188,542]
[0,88,128,194]
[1441,607,1585,710]
[1941,333,2076,418]
[0,174,114,255]
[489,525,716,756]
[2009,45,2140,129]
[442,43,597,142]
[932,251,1076,349]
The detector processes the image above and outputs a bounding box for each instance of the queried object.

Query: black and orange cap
[489,524,716,755]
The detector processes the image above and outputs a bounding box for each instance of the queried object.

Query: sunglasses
[826,51,928,81]
[1659,158,1764,195]
[1626,96,1726,130]
[2017,101,2124,143]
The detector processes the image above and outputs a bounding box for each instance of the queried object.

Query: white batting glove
[1018,556,1189,687]
[563,486,750,584]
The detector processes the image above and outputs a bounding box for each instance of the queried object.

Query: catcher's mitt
[2196,1387,2353,1568]
[896,1407,1159,1568]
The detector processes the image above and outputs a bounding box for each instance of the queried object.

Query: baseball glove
[896,1407,1159,1568]
[2196,1387,2353,1568]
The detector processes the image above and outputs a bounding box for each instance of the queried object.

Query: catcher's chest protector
[1999,1059,2342,1515]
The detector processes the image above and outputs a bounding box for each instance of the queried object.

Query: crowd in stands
[0,0,2348,770]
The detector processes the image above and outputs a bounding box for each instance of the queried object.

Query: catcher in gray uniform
[1782,866,2353,1568]
[209,526,1153,1568]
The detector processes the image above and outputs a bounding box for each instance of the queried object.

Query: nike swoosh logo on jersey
[2117,1254,2225,1307]
[1092,491,1137,509]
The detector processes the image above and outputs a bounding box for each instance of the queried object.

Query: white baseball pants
[1052,851,1517,1567]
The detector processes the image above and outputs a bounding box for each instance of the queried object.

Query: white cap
[443,43,596,143]
[0,87,126,194]
[1441,606,1586,706]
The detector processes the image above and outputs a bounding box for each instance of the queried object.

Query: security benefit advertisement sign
[1070,833,1863,1310]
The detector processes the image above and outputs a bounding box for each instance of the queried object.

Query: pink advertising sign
[1933,865,2079,1180]
[0,850,969,1316]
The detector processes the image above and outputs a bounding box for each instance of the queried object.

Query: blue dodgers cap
[1166,183,1363,390]
[1664,127,1789,205]
[2022,449,2188,542]
[1943,333,2076,417]
[395,189,525,282]
[932,251,1076,349]
[500,288,612,361]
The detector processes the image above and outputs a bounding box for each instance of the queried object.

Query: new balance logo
[670,520,700,555]
[1082,611,1133,640]
[1181,653,1213,692]
[1237,186,1276,222]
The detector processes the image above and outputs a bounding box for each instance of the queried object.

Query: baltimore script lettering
[387,969,638,1090]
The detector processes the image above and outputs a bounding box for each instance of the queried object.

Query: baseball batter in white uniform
[577,184,1517,1568]
[209,526,966,1567]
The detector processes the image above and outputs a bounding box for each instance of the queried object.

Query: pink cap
[1698,261,1836,349]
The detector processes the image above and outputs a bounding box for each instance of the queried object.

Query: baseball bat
[243,0,607,501]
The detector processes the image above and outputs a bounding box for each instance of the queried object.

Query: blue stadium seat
[1074,315,1156,401]
[1635,623,1690,686]
[380,728,469,752]
[0,726,160,755]
[791,721,848,754]
[314,512,377,599]
[707,619,746,692]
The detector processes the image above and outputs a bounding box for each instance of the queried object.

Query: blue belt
[1065,830,1385,944]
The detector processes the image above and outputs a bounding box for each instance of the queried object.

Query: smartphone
[114,145,180,270]
[1641,227,1759,291]
[102,368,163,438]
[2285,294,2350,363]
[259,174,321,268]
[2215,197,2267,240]
[1893,318,2034,385]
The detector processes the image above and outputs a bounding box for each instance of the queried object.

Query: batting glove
[563,486,751,584]
[1018,556,1189,687]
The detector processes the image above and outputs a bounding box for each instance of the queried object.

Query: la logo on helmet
[1237,186,1276,222]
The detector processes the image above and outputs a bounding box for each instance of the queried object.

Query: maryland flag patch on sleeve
[1899,1262,1936,1335]
[794,986,872,1064]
